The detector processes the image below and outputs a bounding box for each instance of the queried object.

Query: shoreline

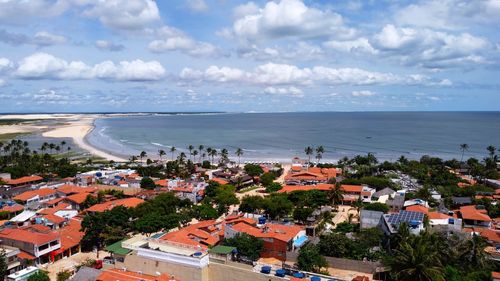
[41,115,129,162]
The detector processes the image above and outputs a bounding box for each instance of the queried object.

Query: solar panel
[387,210,424,224]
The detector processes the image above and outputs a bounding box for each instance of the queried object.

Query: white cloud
[233,2,259,18]
[148,26,221,57]
[187,0,208,12]
[32,31,67,46]
[352,90,375,97]
[15,52,165,81]
[394,0,500,30]
[179,63,451,87]
[0,79,6,87]
[264,86,303,96]
[95,40,125,52]
[78,0,160,31]
[371,24,491,69]
[228,0,355,41]
[0,58,14,73]
[238,41,324,61]
[33,89,70,103]
[323,38,378,55]
[0,0,69,24]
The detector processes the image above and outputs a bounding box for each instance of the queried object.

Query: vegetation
[224,233,263,261]
[27,271,50,281]
[56,270,72,281]
[0,250,6,281]
[363,202,390,213]
[140,177,156,189]
[297,244,328,273]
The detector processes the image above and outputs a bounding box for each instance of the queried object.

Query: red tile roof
[65,192,93,204]
[427,212,451,220]
[44,197,65,206]
[493,271,500,279]
[85,198,145,213]
[4,175,43,186]
[278,183,333,193]
[57,185,96,195]
[0,227,60,245]
[43,214,66,224]
[405,205,429,214]
[341,185,363,193]
[58,219,84,249]
[230,222,304,243]
[211,178,229,185]
[14,188,56,201]
[38,203,71,215]
[0,204,24,213]
[17,251,36,260]
[155,179,168,187]
[459,205,492,222]
[161,220,221,249]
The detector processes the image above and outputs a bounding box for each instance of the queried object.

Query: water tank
[260,266,271,274]
[193,252,202,257]
[448,218,455,224]
[409,220,420,228]
[275,269,285,277]
[311,277,321,281]
[258,217,267,224]
[96,172,102,177]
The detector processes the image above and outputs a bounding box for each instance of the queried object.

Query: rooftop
[13,188,57,201]
[85,197,145,212]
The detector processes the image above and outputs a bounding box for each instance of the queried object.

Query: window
[38,244,49,251]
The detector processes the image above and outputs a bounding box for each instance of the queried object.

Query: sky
[0,0,499,113]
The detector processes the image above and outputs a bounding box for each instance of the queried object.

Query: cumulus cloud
[32,31,67,46]
[372,24,491,68]
[394,0,500,30]
[0,29,66,47]
[14,52,165,81]
[227,0,355,41]
[264,86,303,96]
[148,26,221,57]
[323,38,378,55]
[233,2,259,18]
[78,0,160,31]
[237,41,324,61]
[179,63,451,87]
[0,58,13,73]
[352,90,375,97]
[0,0,69,24]
[187,0,208,12]
[95,40,125,52]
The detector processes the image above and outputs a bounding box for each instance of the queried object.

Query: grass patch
[237,185,261,193]
[0,119,39,125]
[0,132,30,141]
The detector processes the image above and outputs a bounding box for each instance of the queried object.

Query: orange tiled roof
[4,175,43,185]
[17,251,36,260]
[405,205,429,214]
[161,220,221,249]
[43,214,66,224]
[285,171,327,181]
[14,188,57,201]
[44,197,65,206]
[459,205,492,222]
[65,192,93,204]
[0,227,60,245]
[97,269,179,281]
[352,277,370,281]
[341,185,363,193]
[493,272,500,279]
[427,212,451,220]
[0,204,24,213]
[38,203,71,215]
[211,178,229,185]
[58,219,84,249]
[230,222,303,243]
[85,198,145,213]
[155,179,168,187]
[57,185,96,195]
[278,183,333,193]
[464,227,500,243]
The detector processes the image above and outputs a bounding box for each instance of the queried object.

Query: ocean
[86,112,500,162]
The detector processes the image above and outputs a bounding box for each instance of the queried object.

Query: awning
[17,251,36,260]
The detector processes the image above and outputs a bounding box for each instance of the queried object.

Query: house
[2,176,43,188]
[459,205,492,228]
[63,193,93,210]
[427,212,462,233]
[55,185,95,197]
[85,197,145,213]
[160,220,222,249]
[6,266,39,281]
[360,210,384,229]
[371,188,396,203]
[380,210,425,235]
[225,220,306,261]
[342,185,375,204]
[96,268,179,281]
[284,166,340,185]
[278,183,333,193]
[386,194,405,212]
[0,203,24,219]
[13,189,57,207]
[405,205,429,215]
[0,225,61,264]
[0,245,22,275]
[56,219,84,259]
[403,198,429,208]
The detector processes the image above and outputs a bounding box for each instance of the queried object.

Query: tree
[192,149,199,163]
[188,145,194,160]
[293,207,313,224]
[265,182,282,193]
[56,270,72,281]
[327,183,344,206]
[460,143,469,163]
[364,202,390,213]
[315,146,324,164]
[304,146,313,166]
[192,203,219,220]
[239,195,266,214]
[224,233,263,261]
[260,172,276,186]
[244,164,264,177]
[487,145,496,159]
[140,177,156,189]
[0,249,7,281]
[27,271,50,281]
[170,146,176,161]
[235,148,243,166]
[139,151,147,162]
[297,244,327,273]
[158,149,166,161]
[263,194,293,219]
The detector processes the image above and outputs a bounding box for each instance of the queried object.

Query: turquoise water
[86,112,500,162]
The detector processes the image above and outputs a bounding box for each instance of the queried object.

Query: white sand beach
[41,116,128,162]
[0,114,127,162]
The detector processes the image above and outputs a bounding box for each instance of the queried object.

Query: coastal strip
[41,115,128,162]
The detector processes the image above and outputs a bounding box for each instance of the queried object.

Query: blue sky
[0,0,499,112]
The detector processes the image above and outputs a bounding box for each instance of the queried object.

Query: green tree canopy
[224,233,263,261]
[297,244,328,273]
[140,177,156,189]
[27,271,50,281]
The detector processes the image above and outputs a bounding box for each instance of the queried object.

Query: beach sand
[0,114,127,162]
[41,116,128,162]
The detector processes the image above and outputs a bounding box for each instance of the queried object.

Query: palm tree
[487,145,496,159]
[192,150,199,163]
[198,145,205,160]
[158,149,166,161]
[460,143,469,163]
[60,140,66,152]
[387,235,445,281]
[139,151,147,162]
[55,145,61,154]
[235,148,243,166]
[304,146,313,167]
[188,145,194,161]
[178,152,186,163]
[170,147,176,161]
[315,146,324,164]
[209,148,217,165]
[327,183,344,207]
[220,148,229,164]
[129,155,138,163]
[49,143,55,154]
